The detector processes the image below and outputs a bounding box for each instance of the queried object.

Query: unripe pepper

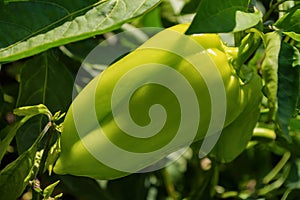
[53,24,262,180]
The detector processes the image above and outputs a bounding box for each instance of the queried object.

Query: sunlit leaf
[0,0,160,63]
[186,0,262,33]
[261,31,281,120]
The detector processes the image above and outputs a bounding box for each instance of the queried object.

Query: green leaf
[52,111,65,122]
[52,175,112,200]
[186,0,262,34]
[107,174,148,200]
[138,6,163,28]
[13,104,52,118]
[282,32,300,42]
[261,31,281,120]
[0,0,160,63]
[0,138,39,200]
[0,88,3,116]
[277,42,300,138]
[16,50,73,111]
[62,37,101,63]
[43,180,60,199]
[54,193,63,200]
[16,50,73,153]
[16,116,47,154]
[0,115,32,162]
[289,116,300,132]
[293,45,300,67]
[0,120,52,200]
[181,0,200,14]
[44,137,61,175]
[275,9,300,40]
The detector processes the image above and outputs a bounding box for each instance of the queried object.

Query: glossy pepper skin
[54,24,262,180]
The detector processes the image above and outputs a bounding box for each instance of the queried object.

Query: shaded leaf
[52,175,112,200]
[181,0,200,14]
[16,116,47,154]
[16,50,73,111]
[0,115,32,162]
[186,0,262,33]
[16,50,73,153]
[0,88,3,116]
[277,42,300,138]
[0,0,161,63]
[184,159,218,199]
[61,37,101,63]
[0,64,20,101]
[0,139,39,200]
[107,174,149,200]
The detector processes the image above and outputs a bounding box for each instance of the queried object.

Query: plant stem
[31,122,52,200]
[32,188,41,200]
[31,121,56,200]
[262,151,291,184]
[258,163,291,195]
[38,123,56,177]
[161,168,178,200]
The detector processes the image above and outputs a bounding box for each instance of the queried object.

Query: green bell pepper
[53,23,262,180]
